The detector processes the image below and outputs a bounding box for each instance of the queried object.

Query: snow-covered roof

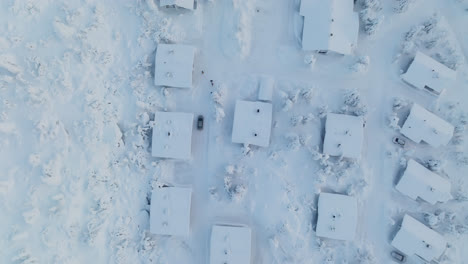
[391,215,446,262]
[300,0,359,55]
[160,0,195,10]
[232,100,273,147]
[258,75,274,102]
[323,113,364,159]
[154,44,195,89]
[209,225,252,264]
[396,159,452,205]
[152,111,194,159]
[150,186,192,237]
[316,193,358,241]
[401,51,456,95]
[400,104,454,148]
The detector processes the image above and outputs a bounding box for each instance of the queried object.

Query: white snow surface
[0,0,468,263]
[401,103,454,148]
[150,186,192,237]
[391,214,447,262]
[209,225,252,264]
[316,192,358,241]
[323,113,364,159]
[151,111,194,159]
[396,159,452,205]
[402,51,457,95]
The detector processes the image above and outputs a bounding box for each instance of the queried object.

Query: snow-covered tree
[342,87,368,117]
[359,0,384,36]
[211,84,227,122]
[394,0,415,13]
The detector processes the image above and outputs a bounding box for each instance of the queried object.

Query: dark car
[197,115,204,130]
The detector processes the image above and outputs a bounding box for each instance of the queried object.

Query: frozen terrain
[0,0,467,263]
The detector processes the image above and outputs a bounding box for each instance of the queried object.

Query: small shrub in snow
[241,143,253,156]
[401,14,464,70]
[423,158,444,172]
[304,53,316,69]
[350,56,370,74]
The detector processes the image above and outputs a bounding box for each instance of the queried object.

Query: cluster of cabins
[147,0,458,263]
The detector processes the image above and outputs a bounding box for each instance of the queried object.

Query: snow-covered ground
[0,0,467,263]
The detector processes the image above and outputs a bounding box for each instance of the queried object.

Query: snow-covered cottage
[152,111,194,159]
[232,100,273,147]
[316,193,358,241]
[210,225,252,264]
[396,159,452,205]
[154,44,195,89]
[160,0,195,10]
[323,113,364,159]
[401,51,456,95]
[299,0,359,55]
[400,104,454,148]
[150,186,192,237]
[392,215,447,262]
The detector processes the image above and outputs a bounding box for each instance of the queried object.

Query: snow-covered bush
[392,97,410,111]
[291,114,315,126]
[301,86,316,104]
[280,90,300,112]
[317,105,328,118]
[223,165,248,202]
[285,133,311,151]
[350,56,370,74]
